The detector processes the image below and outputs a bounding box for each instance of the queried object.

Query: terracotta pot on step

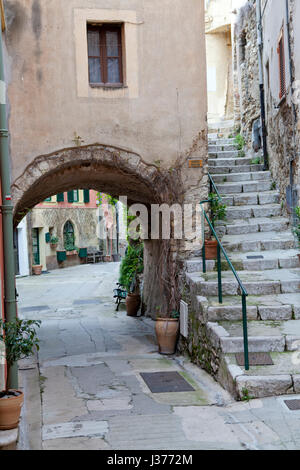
[204,239,218,260]
[0,390,24,430]
[126,293,141,317]
[155,318,179,355]
[32,265,42,275]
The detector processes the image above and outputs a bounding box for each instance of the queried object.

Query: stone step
[185,250,299,274]
[226,203,282,220]
[206,319,300,355]
[222,192,280,207]
[221,352,300,399]
[209,164,264,174]
[218,216,289,235]
[201,292,300,322]
[208,157,254,167]
[212,171,271,183]
[217,181,272,195]
[208,138,236,146]
[221,231,295,253]
[208,150,240,159]
[186,269,300,296]
[208,144,238,153]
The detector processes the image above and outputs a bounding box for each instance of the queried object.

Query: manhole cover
[140,371,195,393]
[73,299,102,305]
[235,352,274,366]
[20,305,50,312]
[284,400,300,411]
[246,256,264,260]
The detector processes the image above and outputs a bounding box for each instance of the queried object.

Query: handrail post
[202,243,206,273]
[217,243,222,304]
[242,294,249,371]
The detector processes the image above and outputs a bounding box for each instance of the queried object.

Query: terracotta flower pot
[50,243,58,249]
[155,318,179,355]
[104,255,112,262]
[32,265,42,275]
[0,390,24,430]
[126,293,141,317]
[204,239,218,260]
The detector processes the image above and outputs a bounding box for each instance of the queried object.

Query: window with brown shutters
[277,30,286,100]
[87,24,123,86]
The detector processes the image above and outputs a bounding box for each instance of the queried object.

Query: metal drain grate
[235,352,274,366]
[140,371,195,393]
[246,256,264,260]
[284,400,300,411]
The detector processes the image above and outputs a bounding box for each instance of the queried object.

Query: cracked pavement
[15,263,300,450]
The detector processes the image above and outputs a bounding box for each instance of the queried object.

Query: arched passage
[12,144,184,317]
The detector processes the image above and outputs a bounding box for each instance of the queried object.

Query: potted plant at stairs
[204,193,227,260]
[0,319,41,430]
[119,242,144,317]
[155,309,180,355]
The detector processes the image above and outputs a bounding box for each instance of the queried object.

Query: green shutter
[83,189,90,203]
[45,232,51,243]
[44,197,52,202]
[57,193,64,202]
[67,191,74,203]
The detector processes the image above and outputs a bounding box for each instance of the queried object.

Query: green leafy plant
[50,236,59,244]
[234,134,245,150]
[97,193,118,207]
[251,157,261,165]
[241,387,254,402]
[119,243,144,293]
[293,207,300,248]
[238,150,246,158]
[209,193,227,222]
[170,310,180,319]
[0,319,41,393]
[270,181,276,191]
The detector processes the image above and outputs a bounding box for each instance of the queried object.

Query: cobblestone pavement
[16,264,300,450]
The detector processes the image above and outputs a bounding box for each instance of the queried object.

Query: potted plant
[0,319,41,430]
[155,309,180,355]
[50,236,59,249]
[119,243,144,317]
[293,207,300,263]
[32,264,42,275]
[204,193,227,260]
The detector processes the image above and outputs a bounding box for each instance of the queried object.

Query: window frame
[87,23,124,87]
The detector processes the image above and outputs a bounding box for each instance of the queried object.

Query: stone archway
[12,143,184,317]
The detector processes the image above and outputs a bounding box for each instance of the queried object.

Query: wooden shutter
[277,31,286,99]
[67,191,74,203]
[57,193,64,202]
[83,189,90,203]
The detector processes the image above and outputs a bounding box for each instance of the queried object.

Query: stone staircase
[185,126,300,400]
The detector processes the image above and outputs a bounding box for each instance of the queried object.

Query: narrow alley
[15,264,300,450]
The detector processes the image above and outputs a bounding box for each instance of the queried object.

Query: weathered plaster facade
[3,0,208,316]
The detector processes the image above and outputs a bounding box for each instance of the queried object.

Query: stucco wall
[4,0,207,180]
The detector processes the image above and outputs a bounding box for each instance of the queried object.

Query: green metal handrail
[201,175,250,370]
[208,172,222,201]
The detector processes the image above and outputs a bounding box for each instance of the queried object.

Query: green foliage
[170,310,180,319]
[270,181,277,191]
[119,243,144,292]
[209,193,227,221]
[234,134,245,150]
[251,157,261,165]
[293,207,300,248]
[64,232,76,251]
[0,319,41,391]
[97,193,118,206]
[237,150,246,158]
[50,236,59,244]
[241,387,254,402]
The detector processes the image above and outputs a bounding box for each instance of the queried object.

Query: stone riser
[208,145,237,152]
[217,181,271,195]
[193,280,300,297]
[226,205,282,220]
[212,171,271,183]
[205,303,296,322]
[222,220,289,235]
[222,192,279,207]
[209,151,240,159]
[209,164,264,174]
[222,238,295,253]
[209,157,254,167]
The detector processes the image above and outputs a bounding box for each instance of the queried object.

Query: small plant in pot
[32,264,42,275]
[119,242,144,317]
[204,193,227,260]
[50,235,59,249]
[155,308,180,355]
[0,318,41,430]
